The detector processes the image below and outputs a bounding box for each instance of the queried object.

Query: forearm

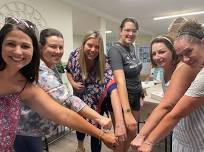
[110,89,124,124]
[61,108,104,139]
[139,104,171,138]
[79,105,102,123]
[118,83,131,111]
[146,114,179,144]
[66,72,75,86]
[24,86,103,139]
[113,69,131,111]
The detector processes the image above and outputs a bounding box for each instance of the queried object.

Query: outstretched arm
[113,69,137,132]
[131,64,199,149]
[138,95,204,152]
[79,105,112,129]
[21,84,117,150]
[110,88,127,141]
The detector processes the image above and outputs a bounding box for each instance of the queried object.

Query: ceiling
[60,0,204,37]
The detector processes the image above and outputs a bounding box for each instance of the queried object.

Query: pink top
[0,93,21,151]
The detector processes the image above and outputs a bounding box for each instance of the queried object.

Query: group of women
[0,15,204,152]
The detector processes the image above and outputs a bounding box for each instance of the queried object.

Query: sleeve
[65,53,72,73]
[65,49,77,73]
[185,68,204,97]
[64,95,86,112]
[108,45,124,70]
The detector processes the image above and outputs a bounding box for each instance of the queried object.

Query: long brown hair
[79,30,105,82]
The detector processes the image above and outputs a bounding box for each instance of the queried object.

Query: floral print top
[66,49,117,116]
[0,93,21,151]
[17,62,86,137]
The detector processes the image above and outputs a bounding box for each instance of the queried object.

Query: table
[141,81,172,152]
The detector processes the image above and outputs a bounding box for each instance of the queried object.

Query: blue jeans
[14,135,43,152]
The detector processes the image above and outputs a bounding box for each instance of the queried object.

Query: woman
[0,17,117,151]
[108,17,143,151]
[135,20,204,152]
[14,28,112,152]
[131,35,199,151]
[66,30,126,152]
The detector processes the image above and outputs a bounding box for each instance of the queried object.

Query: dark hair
[176,20,204,44]
[120,17,139,30]
[0,22,40,83]
[150,35,179,67]
[39,28,63,46]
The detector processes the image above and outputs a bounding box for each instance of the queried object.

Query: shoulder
[173,62,199,77]
[20,83,41,100]
[185,68,204,97]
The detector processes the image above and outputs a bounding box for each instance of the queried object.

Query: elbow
[168,111,185,121]
[55,109,73,127]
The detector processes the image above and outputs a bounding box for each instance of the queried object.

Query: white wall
[73,34,83,49]
[0,0,73,62]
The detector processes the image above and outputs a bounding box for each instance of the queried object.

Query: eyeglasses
[123,28,138,34]
[5,17,39,37]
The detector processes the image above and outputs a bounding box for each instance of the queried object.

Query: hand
[138,141,153,152]
[101,132,119,150]
[73,82,85,93]
[124,112,137,132]
[97,116,112,130]
[131,134,145,150]
[115,122,127,142]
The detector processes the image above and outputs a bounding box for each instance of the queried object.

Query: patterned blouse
[0,93,21,151]
[66,49,117,116]
[17,62,86,137]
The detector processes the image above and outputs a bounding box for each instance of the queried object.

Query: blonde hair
[79,30,105,82]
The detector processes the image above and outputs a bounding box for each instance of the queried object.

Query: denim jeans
[14,135,43,152]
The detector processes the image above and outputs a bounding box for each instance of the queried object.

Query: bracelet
[144,140,154,146]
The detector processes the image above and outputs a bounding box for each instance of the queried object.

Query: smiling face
[41,36,64,67]
[174,38,204,68]
[2,29,33,71]
[83,38,99,62]
[151,42,173,69]
[119,21,137,46]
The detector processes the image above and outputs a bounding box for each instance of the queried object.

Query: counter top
[142,81,163,104]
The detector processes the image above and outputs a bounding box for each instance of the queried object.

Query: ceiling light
[105,30,112,34]
[154,11,204,20]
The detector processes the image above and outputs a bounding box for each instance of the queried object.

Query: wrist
[144,139,154,146]
[123,108,131,113]
[136,134,145,139]
[99,131,105,141]
[115,121,125,128]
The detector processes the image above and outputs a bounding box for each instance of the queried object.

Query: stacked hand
[98,116,112,130]
[101,132,119,150]
[115,121,127,142]
[131,134,153,152]
[138,140,153,152]
[131,134,145,150]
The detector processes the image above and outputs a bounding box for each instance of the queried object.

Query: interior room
[0,0,204,151]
